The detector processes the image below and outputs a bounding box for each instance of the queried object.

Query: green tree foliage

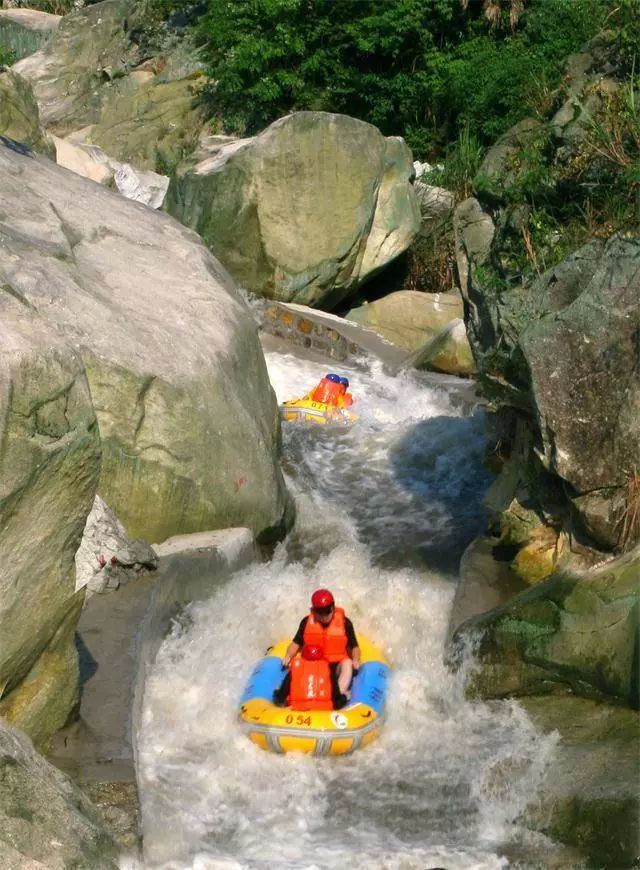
[178,0,609,158]
[442,0,609,142]
[193,0,468,151]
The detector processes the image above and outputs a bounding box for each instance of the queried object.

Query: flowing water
[136,349,560,870]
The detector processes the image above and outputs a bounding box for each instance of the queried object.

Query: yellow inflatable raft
[280,395,357,426]
[239,636,390,756]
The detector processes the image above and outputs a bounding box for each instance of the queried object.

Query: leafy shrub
[424,123,485,198]
[610,0,640,77]
[178,0,609,158]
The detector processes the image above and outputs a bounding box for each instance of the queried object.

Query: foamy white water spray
[137,350,559,869]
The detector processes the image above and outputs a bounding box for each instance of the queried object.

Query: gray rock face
[521,695,640,869]
[167,111,420,309]
[454,197,495,290]
[457,222,640,547]
[0,140,289,545]
[0,303,100,744]
[521,235,640,495]
[0,719,119,868]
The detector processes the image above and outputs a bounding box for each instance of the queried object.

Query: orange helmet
[301,644,324,661]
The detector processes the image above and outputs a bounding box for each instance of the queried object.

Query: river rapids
[134,347,560,870]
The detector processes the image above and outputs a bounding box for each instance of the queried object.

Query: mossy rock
[0,594,83,751]
[511,526,564,586]
[0,68,53,157]
[452,545,640,706]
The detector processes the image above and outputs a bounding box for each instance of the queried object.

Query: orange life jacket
[337,391,353,408]
[303,607,348,663]
[288,656,333,711]
[311,379,343,406]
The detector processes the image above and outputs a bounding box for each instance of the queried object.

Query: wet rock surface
[520,695,640,868]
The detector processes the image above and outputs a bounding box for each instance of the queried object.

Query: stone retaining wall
[254,297,408,368]
[263,302,360,361]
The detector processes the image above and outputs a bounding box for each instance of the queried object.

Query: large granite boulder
[0,7,60,61]
[452,544,640,707]
[0,139,290,544]
[0,66,53,156]
[12,0,206,174]
[87,75,206,173]
[0,302,100,745]
[346,289,465,351]
[520,235,640,496]
[0,719,119,868]
[402,319,476,377]
[166,111,420,309]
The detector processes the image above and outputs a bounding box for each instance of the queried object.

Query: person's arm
[273,670,291,705]
[282,617,307,667]
[281,641,300,668]
[345,618,361,670]
[351,645,361,670]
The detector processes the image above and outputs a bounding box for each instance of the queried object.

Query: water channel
[136,348,560,869]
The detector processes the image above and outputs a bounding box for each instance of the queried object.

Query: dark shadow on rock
[0,135,34,157]
[75,632,98,694]
[491,541,520,562]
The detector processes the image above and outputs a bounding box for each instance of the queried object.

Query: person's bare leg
[337,659,353,695]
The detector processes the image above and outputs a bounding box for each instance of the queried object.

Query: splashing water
[137,350,559,869]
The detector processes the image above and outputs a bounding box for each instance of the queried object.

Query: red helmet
[311,588,334,610]
[301,644,324,661]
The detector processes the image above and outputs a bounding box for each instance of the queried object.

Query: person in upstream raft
[309,373,354,408]
[273,589,361,708]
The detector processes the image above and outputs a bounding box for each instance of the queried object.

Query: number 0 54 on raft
[238,636,390,756]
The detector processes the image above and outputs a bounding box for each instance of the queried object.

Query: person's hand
[352,658,361,672]
[281,655,290,670]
